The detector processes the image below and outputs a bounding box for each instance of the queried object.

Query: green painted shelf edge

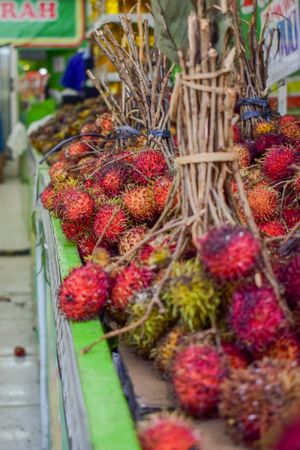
[36,148,140,450]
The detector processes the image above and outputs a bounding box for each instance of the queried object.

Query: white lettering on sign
[262,0,300,85]
[0,1,58,21]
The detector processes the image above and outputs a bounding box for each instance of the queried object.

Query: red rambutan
[153,177,173,213]
[230,283,288,352]
[62,189,95,222]
[233,143,251,168]
[49,161,69,183]
[58,262,110,320]
[132,150,167,184]
[283,207,300,229]
[138,414,202,450]
[247,186,279,221]
[222,342,249,369]
[61,220,90,242]
[110,262,153,311]
[252,133,286,159]
[264,334,300,362]
[171,344,226,418]
[77,234,98,261]
[118,226,148,256]
[262,146,296,181]
[232,124,242,143]
[93,205,127,244]
[40,184,56,211]
[198,225,260,280]
[124,186,156,221]
[259,220,286,237]
[95,112,113,134]
[279,114,300,141]
[65,141,89,160]
[98,162,128,196]
[80,122,99,134]
[282,254,300,308]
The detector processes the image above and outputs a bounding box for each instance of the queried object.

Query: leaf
[151,0,195,62]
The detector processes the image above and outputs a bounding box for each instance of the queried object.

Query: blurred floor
[0,162,41,449]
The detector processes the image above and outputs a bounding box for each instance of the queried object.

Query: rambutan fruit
[78,156,98,177]
[65,141,89,160]
[95,112,113,134]
[230,283,288,353]
[219,358,300,448]
[198,225,260,281]
[98,162,128,196]
[259,220,286,237]
[233,143,251,168]
[80,122,99,134]
[131,150,168,185]
[124,296,171,357]
[279,114,300,141]
[123,186,156,221]
[283,207,300,229]
[77,234,97,261]
[253,120,277,137]
[118,226,148,256]
[153,326,186,372]
[84,181,108,208]
[263,334,300,362]
[58,262,110,320]
[163,259,220,331]
[62,189,95,223]
[138,236,174,267]
[221,342,249,369]
[93,205,127,244]
[247,186,279,221]
[40,184,56,211]
[137,413,203,450]
[87,247,110,268]
[110,263,154,312]
[61,220,90,242]
[282,254,300,308]
[171,344,226,417]
[252,133,286,159]
[49,161,69,183]
[262,146,296,181]
[153,176,173,213]
[232,123,242,143]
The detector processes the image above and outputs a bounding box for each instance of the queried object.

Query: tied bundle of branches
[89,15,174,154]
[232,0,279,138]
[81,0,292,354]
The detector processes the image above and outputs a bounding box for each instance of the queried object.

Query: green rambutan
[171,343,226,417]
[262,146,296,181]
[230,283,288,353]
[124,295,171,357]
[198,225,260,281]
[132,150,168,185]
[163,259,220,331]
[247,186,279,221]
[219,358,300,448]
[118,226,148,256]
[137,413,203,450]
[58,262,110,320]
[93,205,127,244]
[123,186,156,221]
[110,262,154,312]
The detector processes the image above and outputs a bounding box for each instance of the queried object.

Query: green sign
[0,0,85,47]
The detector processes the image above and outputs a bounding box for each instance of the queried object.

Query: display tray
[33,146,249,450]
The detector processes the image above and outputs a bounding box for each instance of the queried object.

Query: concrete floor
[0,162,41,449]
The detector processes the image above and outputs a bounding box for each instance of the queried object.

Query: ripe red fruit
[80,122,99,134]
[110,263,153,311]
[65,141,89,160]
[153,177,173,213]
[93,205,127,244]
[259,220,286,237]
[77,234,98,261]
[138,414,202,450]
[279,114,300,141]
[62,189,94,222]
[264,334,300,362]
[252,133,286,159]
[283,207,300,229]
[14,346,26,357]
[58,262,110,320]
[98,162,128,196]
[124,186,156,221]
[132,150,167,184]
[282,254,300,308]
[233,143,251,168]
[96,112,113,134]
[118,226,148,255]
[40,184,56,211]
[232,124,242,143]
[49,161,69,182]
[61,220,89,242]
[198,225,260,280]
[171,344,226,417]
[230,284,287,352]
[262,146,296,181]
[247,186,279,221]
[222,342,249,369]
